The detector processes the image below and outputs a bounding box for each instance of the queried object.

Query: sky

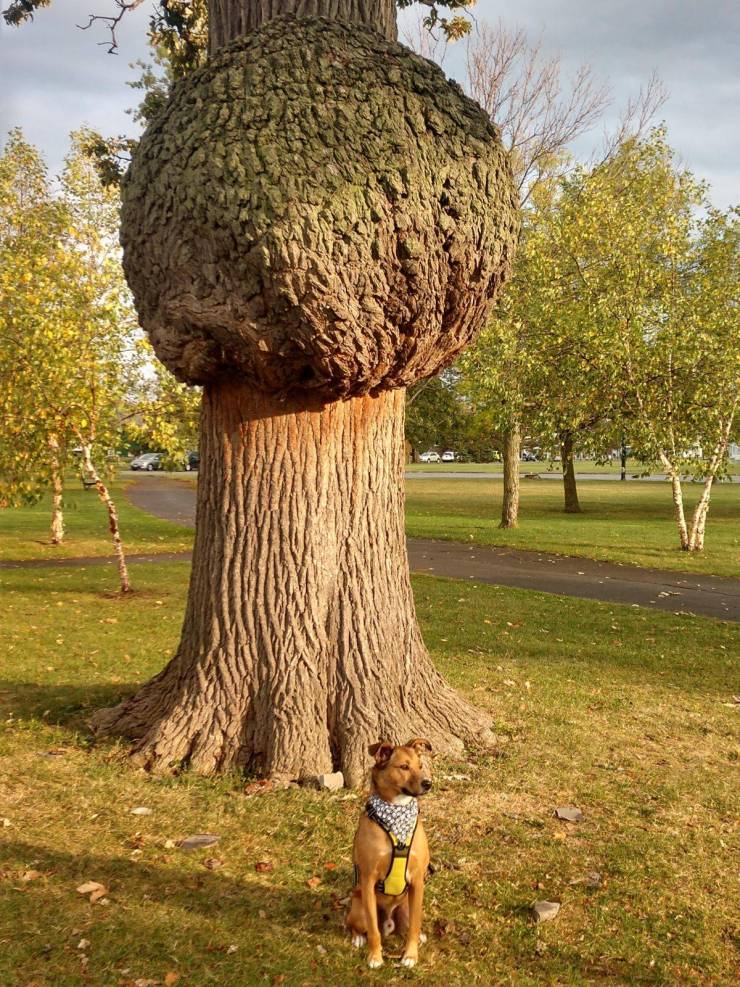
[0,0,738,207]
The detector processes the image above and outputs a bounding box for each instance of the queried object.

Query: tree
[0,130,140,586]
[523,132,738,552]
[0,132,72,542]
[405,373,467,460]
[7,1,520,782]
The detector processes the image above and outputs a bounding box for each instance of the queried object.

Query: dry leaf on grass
[130,807,153,816]
[254,861,274,873]
[203,857,223,870]
[306,876,321,889]
[21,870,42,882]
[75,880,108,903]
[164,973,179,985]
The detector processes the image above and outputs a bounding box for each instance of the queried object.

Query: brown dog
[346,738,433,968]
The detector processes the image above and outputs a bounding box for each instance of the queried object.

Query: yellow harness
[362,796,419,896]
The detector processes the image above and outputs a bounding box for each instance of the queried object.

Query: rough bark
[120,16,519,396]
[208,0,398,49]
[91,383,493,784]
[560,432,581,514]
[79,443,132,593]
[499,423,520,529]
[49,434,64,545]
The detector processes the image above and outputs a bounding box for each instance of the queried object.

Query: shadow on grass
[0,838,353,981]
[0,680,137,726]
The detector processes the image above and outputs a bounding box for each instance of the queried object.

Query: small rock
[555,806,583,822]
[316,771,344,791]
[178,834,220,851]
[585,871,602,888]
[533,901,560,923]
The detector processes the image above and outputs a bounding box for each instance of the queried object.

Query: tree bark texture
[499,423,520,529]
[208,0,398,51]
[560,433,581,514]
[49,434,64,545]
[91,382,492,784]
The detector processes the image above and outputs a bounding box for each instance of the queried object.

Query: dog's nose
[421,779,432,792]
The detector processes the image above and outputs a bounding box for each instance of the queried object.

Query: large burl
[120,15,519,398]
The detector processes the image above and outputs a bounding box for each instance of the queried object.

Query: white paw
[401,956,417,968]
[419,932,427,945]
[368,957,383,969]
[351,933,366,948]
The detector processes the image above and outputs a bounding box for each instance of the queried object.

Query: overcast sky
[1,0,737,207]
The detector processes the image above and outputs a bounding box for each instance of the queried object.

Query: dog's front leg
[401,878,425,968]
[360,877,383,968]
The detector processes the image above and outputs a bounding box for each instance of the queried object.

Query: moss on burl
[120,15,519,398]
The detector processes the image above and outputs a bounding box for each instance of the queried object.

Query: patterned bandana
[366,795,419,847]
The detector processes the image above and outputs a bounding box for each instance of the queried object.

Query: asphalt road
[119,477,739,621]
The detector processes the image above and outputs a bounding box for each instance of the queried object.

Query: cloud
[1,0,737,206]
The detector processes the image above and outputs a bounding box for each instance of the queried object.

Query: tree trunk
[91,384,492,784]
[560,433,581,514]
[686,412,734,552]
[79,444,132,593]
[49,434,64,545]
[659,454,689,551]
[499,423,520,529]
[208,0,398,52]
[620,436,627,482]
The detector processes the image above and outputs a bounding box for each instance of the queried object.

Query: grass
[1,560,738,986]
[406,478,740,577]
[0,481,193,563]
[406,460,740,476]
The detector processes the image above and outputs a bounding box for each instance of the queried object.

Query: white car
[441,450,456,462]
[419,451,440,463]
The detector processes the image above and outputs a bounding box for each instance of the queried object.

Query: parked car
[185,450,200,471]
[419,450,440,463]
[131,452,164,471]
[441,450,456,463]
[521,449,538,462]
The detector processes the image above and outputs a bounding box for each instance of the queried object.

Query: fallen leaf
[77,939,90,950]
[254,861,274,873]
[178,834,220,851]
[306,876,321,889]
[227,945,238,955]
[324,861,337,870]
[75,880,108,904]
[203,857,223,870]
[164,973,179,985]
[21,870,42,882]
[130,807,152,816]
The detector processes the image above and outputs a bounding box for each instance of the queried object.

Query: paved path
[3,479,737,621]
[122,478,739,621]
[406,470,740,482]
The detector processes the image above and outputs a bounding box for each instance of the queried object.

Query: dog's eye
[399,764,410,770]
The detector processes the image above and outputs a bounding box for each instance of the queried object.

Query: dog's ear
[368,741,394,764]
[406,738,433,755]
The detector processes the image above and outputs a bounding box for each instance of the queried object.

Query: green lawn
[0,561,737,986]
[0,482,193,563]
[406,478,740,577]
[406,460,740,476]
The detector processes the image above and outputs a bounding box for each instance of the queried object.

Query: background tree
[0,129,141,586]
[0,132,71,542]
[7,0,519,783]
[527,131,738,552]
